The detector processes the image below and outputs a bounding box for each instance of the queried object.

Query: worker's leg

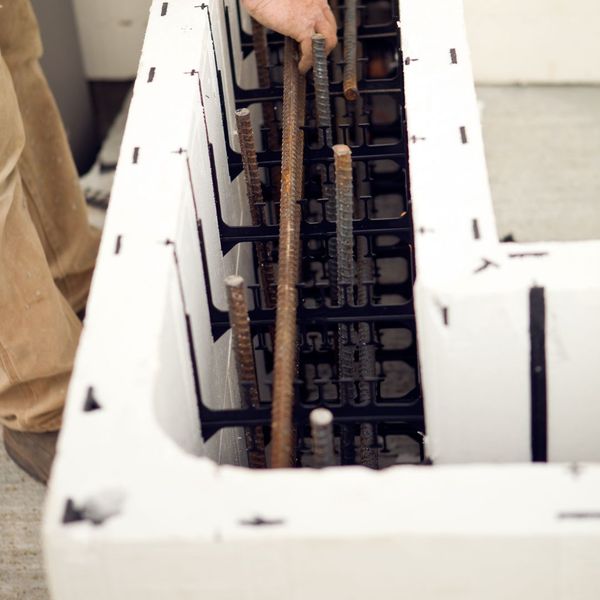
[0,0,100,314]
[0,38,81,433]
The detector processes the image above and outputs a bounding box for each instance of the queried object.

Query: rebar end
[310,408,334,427]
[235,107,251,118]
[343,86,360,102]
[224,274,245,288]
[332,144,352,157]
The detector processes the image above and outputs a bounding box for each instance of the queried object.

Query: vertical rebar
[270,38,306,469]
[356,237,379,469]
[334,144,356,464]
[310,408,336,468]
[235,108,277,308]
[312,33,333,148]
[225,275,267,469]
[343,0,360,102]
[251,17,279,151]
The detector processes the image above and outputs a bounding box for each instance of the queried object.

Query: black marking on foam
[132,147,140,164]
[161,2,168,16]
[147,67,156,82]
[83,387,101,412]
[442,307,449,326]
[460,126,468,144]
[62,499,85,524]
[114,235,122,255]
[529,286,547,463]
[450,48,458,64]
[474,258,499,274]
[472,219,480,240]
[558,512,600,520]
[239,516,285,527]
[509,252,549,259]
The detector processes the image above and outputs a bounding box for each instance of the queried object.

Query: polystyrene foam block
[43,1,600,598]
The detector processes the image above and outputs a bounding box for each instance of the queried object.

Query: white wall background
[72,0,600,83]
[463,0,600,83]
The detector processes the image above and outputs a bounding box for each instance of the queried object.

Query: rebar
[357,237,379,468]
[334,144,356,465]
[235,108,277,308]
[270,38,306,469]
[251,17,279,151]
[310,408,336,468]
[225,275,267,469]
[343,0,360,102]
[312,34,333,148]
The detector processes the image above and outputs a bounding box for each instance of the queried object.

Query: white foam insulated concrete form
[402,0,600,464]
[43,1,600,598]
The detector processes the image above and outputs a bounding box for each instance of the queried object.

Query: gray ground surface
[0,443,49,600]
[1,84,599,599]
[478,85,600,243]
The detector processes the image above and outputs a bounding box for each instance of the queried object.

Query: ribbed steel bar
[343,0,360,102]
[251,17,279,151]
[235,108,277,308]
[225,275,267,469]
[356,236,379,468]
[270,38,306,469]
[310,408,336,468]
[312,33,333,147]
[334,144,356,465]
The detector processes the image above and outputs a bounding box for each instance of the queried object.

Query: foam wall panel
[43,1,600,598]
[402,0,600,463]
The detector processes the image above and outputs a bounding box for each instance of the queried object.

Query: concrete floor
[0,443,48,600]
[479,85,600,243]
[1,84,599,599]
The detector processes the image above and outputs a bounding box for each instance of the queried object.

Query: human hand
[242,0,337,74]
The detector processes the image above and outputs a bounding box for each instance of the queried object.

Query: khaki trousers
[0,1,100,432]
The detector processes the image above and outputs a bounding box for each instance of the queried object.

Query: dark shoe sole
[3,427,58,485]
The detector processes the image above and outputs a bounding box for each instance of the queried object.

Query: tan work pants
[0,1,100,432]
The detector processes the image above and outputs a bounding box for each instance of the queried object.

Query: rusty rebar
[310,408,336,468]
[251,17,279,151]
[356,237,379,468]
[225,275,267,469]
[333,144,356,464]
[343,0,360,102]
[270,38,306,469]
[235,108,277,308]
[312,34,333,147]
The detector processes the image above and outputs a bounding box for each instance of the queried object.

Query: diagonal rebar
[270,38,306,469]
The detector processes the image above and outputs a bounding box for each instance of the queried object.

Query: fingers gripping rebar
[225,275,267,469]
[270,38,306,469]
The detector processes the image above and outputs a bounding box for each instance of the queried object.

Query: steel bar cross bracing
[270,38,306,469]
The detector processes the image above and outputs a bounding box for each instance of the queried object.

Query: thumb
[298,36,313,74]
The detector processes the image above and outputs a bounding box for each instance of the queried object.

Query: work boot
[3,427,58,485]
